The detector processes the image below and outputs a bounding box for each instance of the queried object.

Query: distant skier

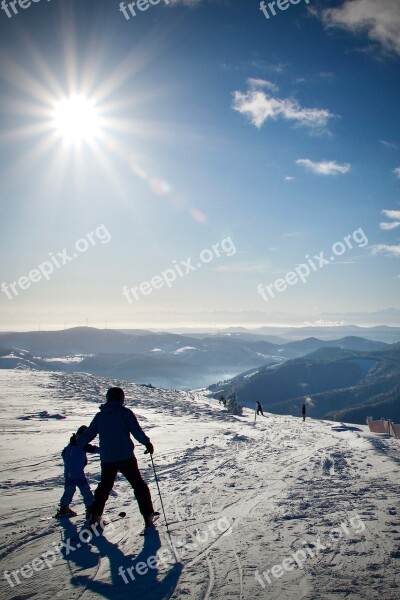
[77,387,158,531]
[256,401,264,416]
[302,403,306,422]
[222,396,227,407]
[56,425,99,518]
[219,395,225,405]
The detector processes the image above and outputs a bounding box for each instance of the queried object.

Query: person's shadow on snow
[57,519,100,571]
[63,521,182,600]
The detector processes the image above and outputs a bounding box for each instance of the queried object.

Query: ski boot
[141,512,160,536]
[55,505,77,518]
[144,511,160,528]
[88,513,104,533]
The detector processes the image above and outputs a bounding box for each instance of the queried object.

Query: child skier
[256,401,264,416]
[56,425,100,518]
[302,403,306,422]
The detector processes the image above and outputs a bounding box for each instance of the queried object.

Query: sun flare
[52,95,102,144]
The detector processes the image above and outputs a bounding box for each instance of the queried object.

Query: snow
[1,369,400,599]
[174,347,198,354]
[41,355,93,364]
[243,371,259,379]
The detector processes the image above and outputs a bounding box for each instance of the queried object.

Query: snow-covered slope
[1,370,400,600]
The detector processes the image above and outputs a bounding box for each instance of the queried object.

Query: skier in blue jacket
[56,425,100,518]
[77,387,158,530]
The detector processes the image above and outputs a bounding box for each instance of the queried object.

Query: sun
[52,95,102,144]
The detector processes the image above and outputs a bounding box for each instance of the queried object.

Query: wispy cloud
[394,167,400,178]
[249,61,288,73]
[372,244,400,257]
[285,176,295,181]
[318,0,400,56]
[232,80,335,131]
[319,71,335,80]
[296,159,351,175]
[221,60,288,74]
[379,209,400,230]
[334,260,358,265]
[247,78,279,93]
[380,139,397,149]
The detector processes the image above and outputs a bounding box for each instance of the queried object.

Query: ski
[86,511,127,529]
[68,511,128,542]
[40,512,80,522]
[40,510,127,523]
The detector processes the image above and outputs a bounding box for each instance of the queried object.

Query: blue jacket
[77,401,150,463]
[62,437,99,480]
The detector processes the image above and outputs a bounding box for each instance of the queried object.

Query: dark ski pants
[60,476,94,508]
[257,409,264,416]
[91,456,154,518]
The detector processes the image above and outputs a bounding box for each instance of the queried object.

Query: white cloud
[320,0,400,56]
[372,244,400,257]
[296,159,351,175]
[380,209,400,230]
[247,78,279,93]
[382,209,400,220]
[380,222,400,230]
[232,85,335,131]
[285,176,295,181]
[394,167,400,178]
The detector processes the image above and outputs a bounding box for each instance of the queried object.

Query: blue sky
[0,0,399,330]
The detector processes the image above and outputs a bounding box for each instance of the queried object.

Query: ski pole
[147,451,178,562]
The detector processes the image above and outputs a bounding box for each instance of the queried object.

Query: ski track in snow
[0,370,400,600]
